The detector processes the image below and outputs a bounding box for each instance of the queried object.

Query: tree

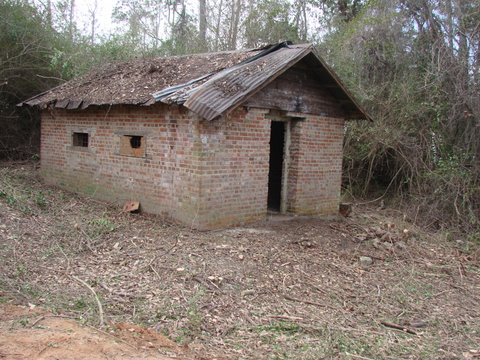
[243,0,300,48]
[55,0,77,41]
[322,0,480,228]
[228,0,243,49]
[199,0,207,51]
[88,0,98,44]
[0,0,59,158]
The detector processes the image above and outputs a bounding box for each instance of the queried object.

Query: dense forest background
[1,0,479,232]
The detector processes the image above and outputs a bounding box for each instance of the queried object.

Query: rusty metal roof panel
[19,42,371,121]
[182,44,312,120]
[19,49,259,108]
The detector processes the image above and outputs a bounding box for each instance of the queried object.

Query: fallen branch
[71,275,105,327]
[132,237,180,258]
[36,74,66,82]
[380,321,417,335]
[192,275,222,293]
[149,263,162,281]
[267,315,304,321]
[344,352,375,360]
[329,224,346,234]
[99,282,134,298]
[30,314,75,328]
[283,294,337,311]
[56,242,70,275]
[75,226,96,252]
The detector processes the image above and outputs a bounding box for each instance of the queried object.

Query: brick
[41,102,345,229]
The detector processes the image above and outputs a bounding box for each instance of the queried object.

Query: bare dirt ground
[0,162,479,359]
[0,303,184,359]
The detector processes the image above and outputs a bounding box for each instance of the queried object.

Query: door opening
[267,121,285,211]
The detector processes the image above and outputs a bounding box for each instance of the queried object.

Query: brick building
[21,43,369,229]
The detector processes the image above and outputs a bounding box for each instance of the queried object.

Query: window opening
[120,135,145,157]
[130,136,142,149]
[72,132,89,147]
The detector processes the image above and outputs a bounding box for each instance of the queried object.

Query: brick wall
[195,107,271,228]
[287,115,345,215]
[40,102,345,229]
[194,109,345,228]
[40,103,203,225]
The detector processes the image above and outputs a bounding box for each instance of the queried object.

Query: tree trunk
[214,0,223,51]
[455,0,469,92]
[445,0,454,54]
[229,0,241,50]
[90,0,97,45]
[337,0,348,22]
[199,0,207,51]
[69,0,75,41]
[46,0,52,29]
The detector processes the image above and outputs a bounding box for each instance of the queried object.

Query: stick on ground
[380,321,417,335]
[71,275,105,327]
[283,294,337,311]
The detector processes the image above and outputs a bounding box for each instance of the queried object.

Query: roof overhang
[19,42,371,122]
[154,42,371,121]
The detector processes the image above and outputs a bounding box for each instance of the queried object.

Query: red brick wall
[40,102,345,229]
[287,116,345,215]
[195,109,345,228]
[40,103,203,225]
[195,108,271,228]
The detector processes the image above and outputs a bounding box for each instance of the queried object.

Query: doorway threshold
[266,211,300,222]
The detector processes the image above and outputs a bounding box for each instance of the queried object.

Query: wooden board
[245,62,346,118]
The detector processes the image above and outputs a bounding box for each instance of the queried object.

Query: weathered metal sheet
[152,73,212,102]
[17,42,370,121]
[66,100,82,109]
[152,42,296,108]
[183,45,312,121]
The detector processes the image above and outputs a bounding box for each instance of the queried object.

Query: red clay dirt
[0,303,187,359]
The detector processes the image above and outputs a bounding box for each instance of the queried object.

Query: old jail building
[20,42,369,229]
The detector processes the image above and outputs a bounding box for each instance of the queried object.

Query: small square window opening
[120,135,145,157]
[130,136,142,149]
[73,132,89,147]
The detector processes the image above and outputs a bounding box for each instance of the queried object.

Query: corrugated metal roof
[183,44,311,120]
[19,42,371,121]
[19,49,260,109]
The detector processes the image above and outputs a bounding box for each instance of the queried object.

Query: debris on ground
[0,163,479,359]
[359,256,373,267]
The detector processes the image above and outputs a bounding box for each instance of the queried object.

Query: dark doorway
[267,121,285,211]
